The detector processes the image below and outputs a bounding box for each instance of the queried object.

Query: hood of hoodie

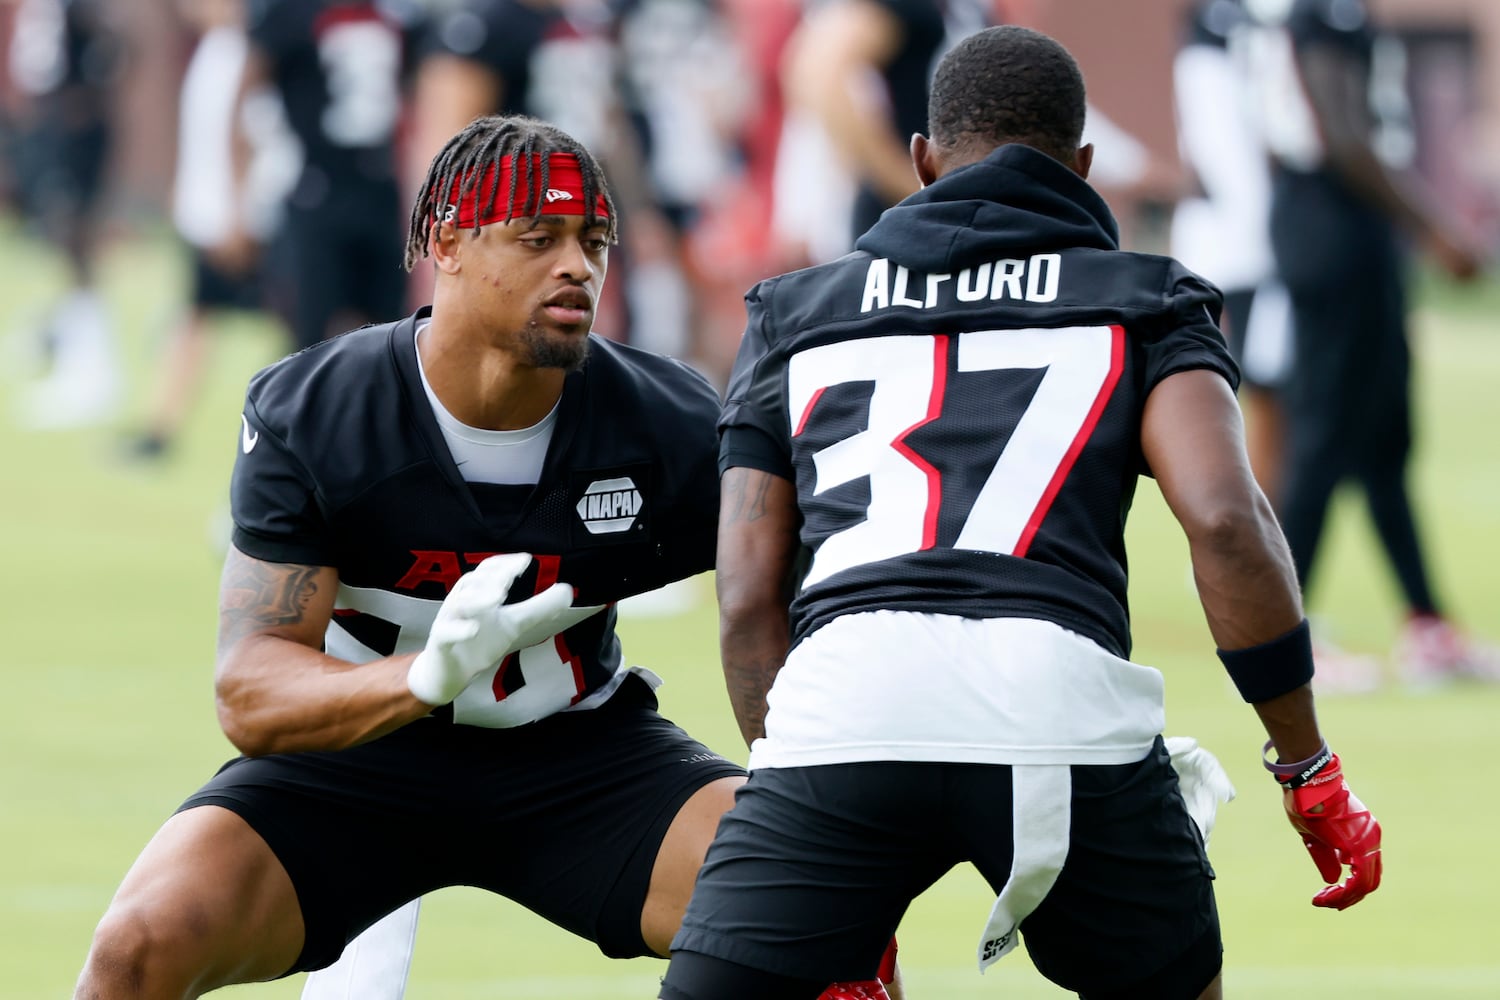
[854,144,1120,274]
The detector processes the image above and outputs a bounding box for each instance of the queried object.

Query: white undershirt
[414,323,557,485]
[749,612,1166,770]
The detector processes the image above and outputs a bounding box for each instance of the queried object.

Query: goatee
[520,324,589,372]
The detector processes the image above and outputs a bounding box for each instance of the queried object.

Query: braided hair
[404,114,617,271]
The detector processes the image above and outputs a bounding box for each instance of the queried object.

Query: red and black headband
[439,153,610,228]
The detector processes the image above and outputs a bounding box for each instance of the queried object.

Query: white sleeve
[300,898,421,1000]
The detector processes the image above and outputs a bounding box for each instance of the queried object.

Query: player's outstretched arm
[1143,368,1382,908]
[216,549,573,756]
[215,547,431,756]
[716,466,801,746]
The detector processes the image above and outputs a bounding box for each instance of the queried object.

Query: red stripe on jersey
[559,632,587,705]
[891,335,949,550]
[1013,324,1125,557]
[534,554,561,590]
[534,555,586,703]
[314,3,382,37]
[492,652,519,702]
[793,386,826,437]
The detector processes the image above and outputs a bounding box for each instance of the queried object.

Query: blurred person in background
[775,0,998,267]
[122,0,299,462]
[777,0,948,258]
[1171,0,1291,503]
[223,0,418,353]
[1244,0,1498,688]
[7,0,125,430]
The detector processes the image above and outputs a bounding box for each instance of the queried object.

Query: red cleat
[820,982,891,1000]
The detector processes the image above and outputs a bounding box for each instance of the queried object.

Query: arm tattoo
[725,657,783,745]
[723,468,776,526]
[218,554,322,654]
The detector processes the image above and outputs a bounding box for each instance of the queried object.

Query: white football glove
[407,553,575,707]
[1166,735,1236,849]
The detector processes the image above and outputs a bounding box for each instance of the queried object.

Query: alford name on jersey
[860,252,1062,313]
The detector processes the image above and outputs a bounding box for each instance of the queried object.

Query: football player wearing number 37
[73,115,898,1000]
[661,26,1381,1000]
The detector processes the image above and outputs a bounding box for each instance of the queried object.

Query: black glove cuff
[1216,619,1315,703]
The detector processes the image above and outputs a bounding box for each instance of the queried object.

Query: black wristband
[1216,619,1315,703]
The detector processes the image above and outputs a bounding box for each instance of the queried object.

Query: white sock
[300,898,421,1000]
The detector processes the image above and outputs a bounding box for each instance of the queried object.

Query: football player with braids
[661,27,1382,1000]
[74,115,899,1000]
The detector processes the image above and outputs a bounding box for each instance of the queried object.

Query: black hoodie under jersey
[720,144,1237,658]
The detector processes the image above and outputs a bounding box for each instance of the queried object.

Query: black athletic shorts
[668,737,1220,999]
[13,115,110,224]
[179,674,745,974]
[278,175,406,349]
[190,248,263,312]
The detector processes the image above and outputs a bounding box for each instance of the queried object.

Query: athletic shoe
[119,432,170,463]
[1310,640,1384,696]
[1396,615,1500,688]
[16,365,122,430]
[821,983,891,1000]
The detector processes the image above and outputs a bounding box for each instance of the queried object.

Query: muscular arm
[781,0,919,205]
[715,467,801,746]
[1142,369,1322,760]
[215,547,431,757]
[1298,44,1479,278]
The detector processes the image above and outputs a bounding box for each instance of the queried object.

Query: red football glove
[819,937,899,1000]
[1278,753,1382,910]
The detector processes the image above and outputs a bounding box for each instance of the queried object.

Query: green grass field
[2,222,1497,998]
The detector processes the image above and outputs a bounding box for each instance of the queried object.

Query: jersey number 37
[788,326,1123,588]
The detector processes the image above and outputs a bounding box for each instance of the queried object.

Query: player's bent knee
[80,901,200,998]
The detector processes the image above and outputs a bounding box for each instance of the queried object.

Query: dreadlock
[404,114,618,271]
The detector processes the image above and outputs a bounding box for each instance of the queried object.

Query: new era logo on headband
[441,153,609,227]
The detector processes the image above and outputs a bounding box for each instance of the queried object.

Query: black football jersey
[1267,0,1408,237]
[247,0,411,193]
[231,309,720,727]
[418,0,553,116]
[1285,0,1374,61]
[720,144,1237,659]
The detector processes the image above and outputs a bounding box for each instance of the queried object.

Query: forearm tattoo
[722,467,776,525]
[218,552,322,653]
[725,657,783,745]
